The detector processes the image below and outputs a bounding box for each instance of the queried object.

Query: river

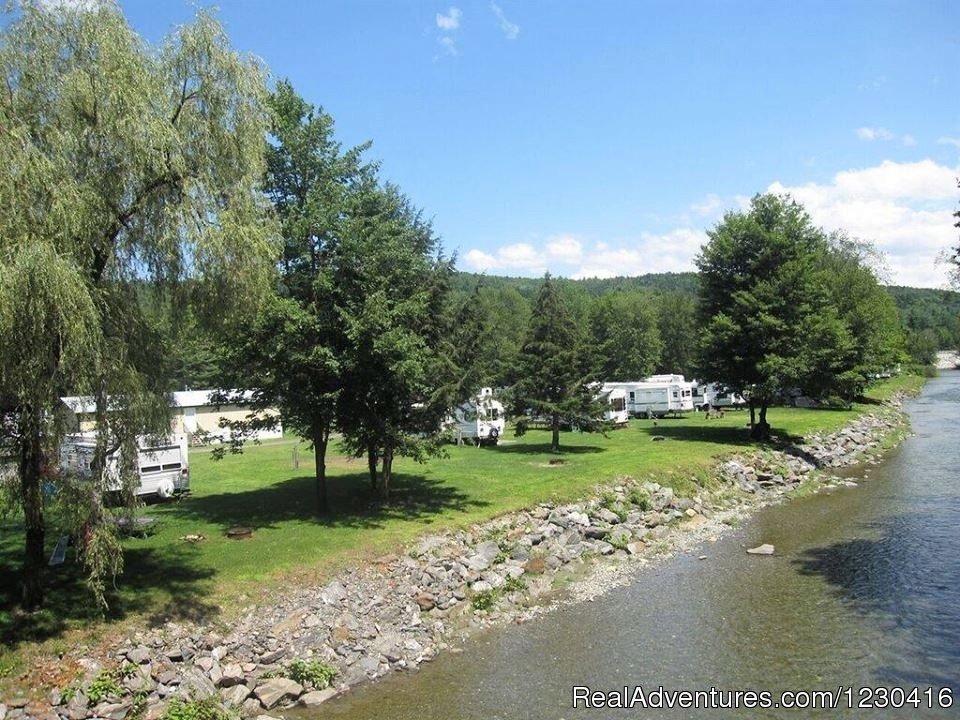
[304,372,960,719]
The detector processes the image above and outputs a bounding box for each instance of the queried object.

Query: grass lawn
[0,374,923,673]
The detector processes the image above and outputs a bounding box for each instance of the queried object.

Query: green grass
[0,374,924,672]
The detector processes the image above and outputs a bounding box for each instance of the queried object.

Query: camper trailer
[600,387,630,426]
[601,379,694,418]
[60,433,190,500]
[447,388,505,446]
[691,382,746,411]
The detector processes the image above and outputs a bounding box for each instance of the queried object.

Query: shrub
[627,488,651,511]
[502,575,527,593]
[471,589,499,611]
[287,659,337,689]
[164,697,234,720]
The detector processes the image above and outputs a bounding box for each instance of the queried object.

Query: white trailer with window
[446,388,505,446]
[60,433,190,499]
[691,381,746,411]
[600,387,630,425]
[601,380,694,418]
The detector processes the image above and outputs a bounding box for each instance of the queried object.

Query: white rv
[601,380,694,418]
[600,387,630,426]
[691,382,746,411]
[447,388,505,446]
[60,433,190,500]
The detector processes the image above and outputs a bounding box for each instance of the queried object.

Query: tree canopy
[0,0,274,608]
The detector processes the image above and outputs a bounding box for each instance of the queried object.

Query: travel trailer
[601,379,694,418]
[446,388,505,446]
[60,433,190,500]
[691,382,746,411]
[599,387,630,426]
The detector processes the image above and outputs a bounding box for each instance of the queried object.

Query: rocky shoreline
[3,395,910,720]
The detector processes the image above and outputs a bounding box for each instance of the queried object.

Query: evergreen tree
[513,274,606,452]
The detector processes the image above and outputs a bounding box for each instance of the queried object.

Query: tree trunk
[378,444,393,502]
[751,403,771,440]
[19,412,45,610]
[551,414,561,453]
[89,383,110,527]
[748,400,756,429]
[312,424,329,515]
[367,444,379,491]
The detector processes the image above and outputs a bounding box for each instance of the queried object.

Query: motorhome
[691,382,746,411]
[60,433,190,500]
[446,388,506,446]
[601,380,694,418]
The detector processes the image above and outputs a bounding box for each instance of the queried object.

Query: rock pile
[12,395,908,720]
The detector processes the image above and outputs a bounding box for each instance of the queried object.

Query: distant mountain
[452,271,699,298]
[452,272,960,348]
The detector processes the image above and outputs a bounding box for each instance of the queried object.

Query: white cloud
[938,136,960,149]
[857,127,895,141]
[436,7,462,30]
[768,159,960,287]
[463,230,705,279]
[490,2,520,40]
[544,234,582,262]
[573,229,706,279]
[902,134,917,147]
[439,35,458,55]
[690,193,723,217]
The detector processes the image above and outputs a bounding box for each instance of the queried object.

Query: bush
[502,575,527,593]
[287,659,337,689]
[626,488,651,511]
[164,697,234,720]
[471,589,499,611]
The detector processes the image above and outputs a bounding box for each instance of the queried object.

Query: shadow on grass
[638,424,757,446]
[792,510,960,692]
[490,443,605,456]
[0,533,215,649]
[172,470,489,533]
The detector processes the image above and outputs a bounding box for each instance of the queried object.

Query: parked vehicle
[446,388,505,446]
[599,387,630,426]
[601,379,694,418]
[691,381,746,411]
[60,433,190,499]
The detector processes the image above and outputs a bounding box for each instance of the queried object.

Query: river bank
[1,390,914,720]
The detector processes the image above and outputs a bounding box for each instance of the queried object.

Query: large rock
[299,688,338,707]
[320,580,348,605]
[254,678,304,709]
[221,684,251,707]
[126,646,152,665]
[179,666,217,699]
[218,663,245,688]
[465,541,500,571]
[746,544,775,555]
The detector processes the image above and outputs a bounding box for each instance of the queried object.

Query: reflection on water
[305,374,960,719]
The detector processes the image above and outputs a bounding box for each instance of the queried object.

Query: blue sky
[115,1,960,287]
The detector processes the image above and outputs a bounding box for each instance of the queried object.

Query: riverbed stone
[746,544,775,555]
[299,688,338,706]
[221,684,251,707]
[179,666,217,698]
[254,678,303,709]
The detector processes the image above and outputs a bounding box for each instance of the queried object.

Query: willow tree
[0,1,274,609]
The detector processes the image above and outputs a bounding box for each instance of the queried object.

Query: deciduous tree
[696,194,852,439]
[0,1,273,608]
